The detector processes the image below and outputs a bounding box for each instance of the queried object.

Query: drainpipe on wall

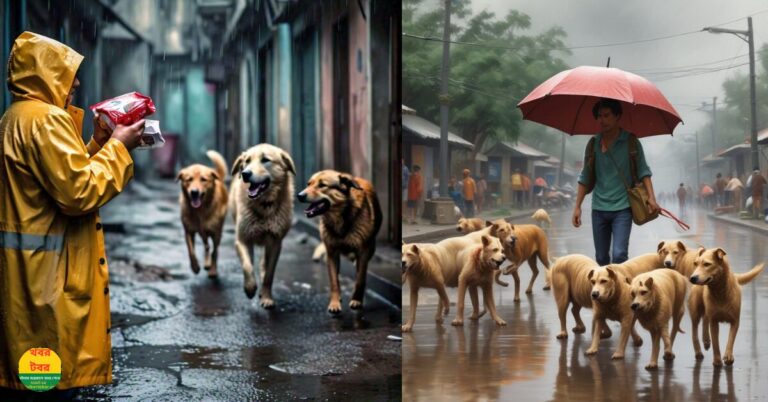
[277,23,292,152]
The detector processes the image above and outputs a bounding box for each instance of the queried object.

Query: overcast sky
[462,1,768,189]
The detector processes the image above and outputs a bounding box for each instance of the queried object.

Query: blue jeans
[591,208,632,266]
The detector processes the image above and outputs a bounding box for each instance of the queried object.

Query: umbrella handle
[659,207,690,231]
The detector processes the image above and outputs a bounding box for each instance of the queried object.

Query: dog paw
[204,264,211,271]
[525,289,533,295]
[243,278,258,299]
[327,301,342,315]
[349,299,363,310]
[494,319,507,326]
[190,260,201,274]
[610,353,624,360]
[435,316,444,324]
[713,359,723,367]
[585,347,598,356]
[724,355,734,366]
[260,298,276,310]
[572,326,586,334]
[704,340,711,350]
[633,338,644,347]
[556,332,568,339]
[513,297,521,303]
[645,363,658,371]
[663,352,675,361]
[401,324,413,332]
[468,314,480,321]
[695,353,704,360]
[600,329,613,339]
[543,285,551,291]
[451,319,464,326]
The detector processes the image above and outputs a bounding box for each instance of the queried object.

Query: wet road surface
[403,206,768,401]
[78,182,401,401]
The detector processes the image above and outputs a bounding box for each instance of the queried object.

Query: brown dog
[657,240,701,277]
[688,248,764,366]
[230,144,296,308]
[401,243,451,332]
[451,235,507,327]
[456,218,485,234]
[550,254,604,339]
[585,266,643,359]
[298,170,382,314]
[531,208,552,228]
[492,223,552,301]
[177,150,228,278]
[630,270,688,370]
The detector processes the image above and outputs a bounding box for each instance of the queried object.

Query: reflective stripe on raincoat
[0,31,134,389]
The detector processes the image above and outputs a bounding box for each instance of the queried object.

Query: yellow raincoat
[0,32,134,389]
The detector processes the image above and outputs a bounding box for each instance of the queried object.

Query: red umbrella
[517,66,683,137]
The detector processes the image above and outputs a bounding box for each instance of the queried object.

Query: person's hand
[647,198,660,214]
[572,207,582,228]
[111,119,146,151]
[92,116,111,147]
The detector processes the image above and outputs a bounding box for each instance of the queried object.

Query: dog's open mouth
[305,199,331,218]
[189,193,203,209]
[247,178,270,199]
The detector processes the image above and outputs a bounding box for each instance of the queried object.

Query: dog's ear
[698,247,706,257]
[482,235,491,247]
[606,267,617,280]
[485,220,494,227]
[176,171,184,182]
[657,241,666,254]
[588,269,595,280]
[281,152,296,176]
[625,276,631,285]
[677,241,686,252]
[645,277,654,289]
[458,218,465,224]
[210,170,220,181]
[231,153,245,176]
[338,174,362,191]
[509,223,515,230]
[411,244,420,255]
[715,248,727,261]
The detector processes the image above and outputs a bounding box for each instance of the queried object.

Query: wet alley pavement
[78,180,401,401]
[402,206,768,401]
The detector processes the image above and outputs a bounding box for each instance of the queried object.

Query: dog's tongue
[248,182,268,198]
[191,198,202,209]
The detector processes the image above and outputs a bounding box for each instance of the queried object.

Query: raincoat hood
[7,31,83,109]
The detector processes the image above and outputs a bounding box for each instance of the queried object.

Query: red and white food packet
[90,91,156,130]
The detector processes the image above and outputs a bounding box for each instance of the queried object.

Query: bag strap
[659,207,690,231]
[603,140,633,192]
[628,135,640,185]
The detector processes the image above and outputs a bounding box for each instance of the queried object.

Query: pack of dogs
[177,146,381,315]
[403,214,765,369]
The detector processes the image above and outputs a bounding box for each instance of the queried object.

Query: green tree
[403,0,572,159]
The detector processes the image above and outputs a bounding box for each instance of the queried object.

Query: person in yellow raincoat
[0,31,145,396]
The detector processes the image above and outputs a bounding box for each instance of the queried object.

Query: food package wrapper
[138,119,165,149]
[89,91,156,130]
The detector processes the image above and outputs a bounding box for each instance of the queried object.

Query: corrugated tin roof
[718,143,751,157]
[487,141,550,159]
[402,114,474,149]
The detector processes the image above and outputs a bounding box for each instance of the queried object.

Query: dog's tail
[736,263,765,285]
[206,150,228,181]
[494,270,509,287]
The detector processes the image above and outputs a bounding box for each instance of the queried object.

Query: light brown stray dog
[177,150,228,278]
[492,223,552,300]
[298,170,382,314]
[550,254,604,339]
[585,266,643,359]
[230,144,296,308]
[531,208,552,228]
[657,240,701,277]
[401,243,451,332]
[688,248,764,366]
[451,235,507,327]
[456,218,485,234]
[630,270,688,370]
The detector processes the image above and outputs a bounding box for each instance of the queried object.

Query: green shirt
[578,130,652,211]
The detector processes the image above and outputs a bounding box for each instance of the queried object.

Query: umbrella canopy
[517,66,683,137]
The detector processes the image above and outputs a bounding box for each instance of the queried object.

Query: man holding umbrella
[572,99,659,265]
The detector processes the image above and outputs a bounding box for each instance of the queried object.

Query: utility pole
[438,0,452,197]
[695,131,701,191]
[711,97,717,155]
[704,17,758,170]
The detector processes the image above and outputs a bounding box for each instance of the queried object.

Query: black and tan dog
[298,170,382,314]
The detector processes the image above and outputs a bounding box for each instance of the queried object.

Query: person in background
[476,174,487,214]
[406,165,423,224]
[676,183,687,217]
[714,172,727,208]
[462,169,476,218]
[511,168,523,209]
[749,168,766,219]
[521,171,531,208]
